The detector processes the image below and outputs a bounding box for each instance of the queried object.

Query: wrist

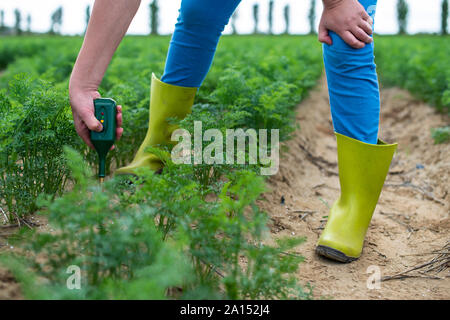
[69,72,99,94]
[322,0,346,10]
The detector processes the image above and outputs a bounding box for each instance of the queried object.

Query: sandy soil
[0,267,22,299]
[0,225,23,299]
[259,76,449,300]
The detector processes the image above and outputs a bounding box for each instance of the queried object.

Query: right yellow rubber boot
[115,74,197,175]
[316,132,397,262]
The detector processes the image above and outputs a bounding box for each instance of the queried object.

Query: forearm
[70,0,141,91]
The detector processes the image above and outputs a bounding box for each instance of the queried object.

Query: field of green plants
[375,36,450,143]
[0,35,323,299]
[375,36,450,113]
[0,35,448,299]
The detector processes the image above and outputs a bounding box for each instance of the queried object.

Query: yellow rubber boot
[316,132,397,262]
[115,74,197,175]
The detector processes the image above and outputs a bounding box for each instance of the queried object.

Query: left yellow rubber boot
[115,74,197,175]
[316,132,397,263]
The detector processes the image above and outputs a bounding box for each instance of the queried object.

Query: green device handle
[90,98,117,180]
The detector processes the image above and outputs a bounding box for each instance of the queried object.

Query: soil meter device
[91,98,117,183]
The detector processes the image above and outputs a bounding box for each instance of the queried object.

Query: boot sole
[316,245,357,263]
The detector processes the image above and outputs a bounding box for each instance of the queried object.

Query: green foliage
[0,37,81,86]
[3,147,192,299]
[0,35,322,299]
[375,36,450,113]
[431,126,450,144]
[3,147,311,299]
[0,37,47,69]
[2,33,446,300]
[0,75,81,220]
[0,36,322,220]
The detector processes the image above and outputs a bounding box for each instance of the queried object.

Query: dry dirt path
[259,75,449,299]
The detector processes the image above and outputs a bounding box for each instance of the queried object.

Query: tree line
[0,0,448,36]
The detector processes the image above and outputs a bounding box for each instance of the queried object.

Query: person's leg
[317,0,398,262]
[161,0,242,87]
[116,0,241,175]
[323,0,379,144]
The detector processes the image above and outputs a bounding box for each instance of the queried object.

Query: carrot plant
[0,75,82,220]
[431,126,450,144]
[0,37,48,70]
[3,146,311,299]
[375,35,450,113]
[0,35,322,299]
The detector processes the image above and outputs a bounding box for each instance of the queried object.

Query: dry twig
[381,241,450,282]
[0,207,9,224]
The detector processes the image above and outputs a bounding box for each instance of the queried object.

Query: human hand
[69,86,123,150]
[319,0,374,49]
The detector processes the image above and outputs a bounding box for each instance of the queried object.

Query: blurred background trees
[309,0,316,35]
[26,14,31,34]
[49,6,63,35]
[284,5,290,35]
[0,10,5,31]
[268,0,274,35]
[149,0,159,35]
[85,5,90,34]
[14,9,21,35]
[442,0,448,35]
[397,0,409,34]
[231,11,238,35]
[253,3,259,34]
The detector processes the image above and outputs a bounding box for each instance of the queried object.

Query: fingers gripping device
[90,98,117,183]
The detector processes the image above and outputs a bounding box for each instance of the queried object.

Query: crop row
[375,35,450,113]
[0,35,322,299]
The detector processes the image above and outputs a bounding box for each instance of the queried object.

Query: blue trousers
[161,0,241,87]
[324,0,380,144]
[161,0,380,144]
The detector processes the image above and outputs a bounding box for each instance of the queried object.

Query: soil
[0,267,22,299]
[260,76,450,300]
[0,76,448,300]
[0,225,22,299]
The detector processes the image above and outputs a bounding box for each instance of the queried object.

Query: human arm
[69,0,142,149]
